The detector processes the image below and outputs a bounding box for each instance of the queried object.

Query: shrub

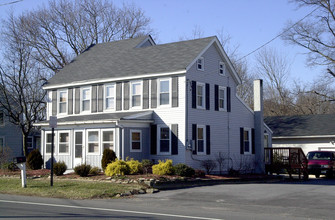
[89,166,101,176]
[74,164,91,177]
[26,149,43,170]
[126,158,142,174]
[2,162,18,171]
[105,159,130,176]
[200,159,217,175]
[194,169,205,177]
[228,168,240,177]
[53,161,67,176]
[174,163,195,177]
[141,159,154,175]
[101,149,117,170]
[152,159,174,175]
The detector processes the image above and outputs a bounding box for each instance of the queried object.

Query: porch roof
[34,111,153,126]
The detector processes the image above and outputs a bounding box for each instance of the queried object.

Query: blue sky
[0,0,323,84]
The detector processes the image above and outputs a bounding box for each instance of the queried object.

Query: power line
[0,0,23,7]
[237,6,320,61]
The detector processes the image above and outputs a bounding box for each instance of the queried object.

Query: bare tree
[0,14,48,156]
[12,0,152,72]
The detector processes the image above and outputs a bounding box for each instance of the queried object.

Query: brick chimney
[254,79,265,173]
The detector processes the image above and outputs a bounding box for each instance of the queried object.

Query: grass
[0,177,142,199]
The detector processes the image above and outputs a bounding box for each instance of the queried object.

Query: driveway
[1,178,335,219]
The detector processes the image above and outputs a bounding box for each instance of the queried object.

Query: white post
[17,163,27,188]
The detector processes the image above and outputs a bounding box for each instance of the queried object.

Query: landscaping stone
[105,177,112,180]
[146,188,159,194]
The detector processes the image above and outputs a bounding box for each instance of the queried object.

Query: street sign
[49,116,57,128]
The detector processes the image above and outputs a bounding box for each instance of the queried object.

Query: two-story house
[35,36,272,173]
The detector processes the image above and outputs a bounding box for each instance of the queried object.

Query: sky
[0,0,324,85]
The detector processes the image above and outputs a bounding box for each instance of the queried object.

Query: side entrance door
[74,131,84,167]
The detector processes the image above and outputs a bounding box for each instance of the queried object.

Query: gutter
[34,119,154,127]
[273,135,335,139]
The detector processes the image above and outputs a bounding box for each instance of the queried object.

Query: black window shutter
[172,77,179,107]
[252,128,255,154]
[68,88,73,115]
[124,82,130,110]
[52,90,57,116]
[192,81,196,109]
[227,87,231,112]
[206,125,210,155]
[150,124,157,155]
[143,79,149,109]
[214,85,219,111]
[97,85,104,112]
[240,127,244,154]
[192,124,197,154]
[75,88,80,114]
[91,85,97,113]
[205,83,210,110]
[116,82,122,111]
[171,124,178,155]
[151,79,157,108]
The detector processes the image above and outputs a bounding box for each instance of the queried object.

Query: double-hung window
[0,137,4,153]
[0,110,4,126]
[102,130,114,151]
[105,84,115,110]
[219,62,226,75]
[159,79,170,106]
[158,125,170,155]
[58,90,67,114]
[130,130,141,152]
[131,81,141,108]
[196,82,205,109]
[244,128,251,154]
[197,125,206,155]
[219,86,226,111]
[45,132,54,154]
[27,136,33,149]
[58,132,69,154]
[81,87,91,112]
[197,57,204,71]
[87,130,99,154]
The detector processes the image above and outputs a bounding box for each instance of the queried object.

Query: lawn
[0,177,142,199]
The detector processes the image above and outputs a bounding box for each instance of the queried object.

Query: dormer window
[81,87,91,112]
[219,62,226,75]
[58,90,67,114]
[197,57,204,71]
[131,81,142,108]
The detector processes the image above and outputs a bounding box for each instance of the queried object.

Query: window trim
[45,131,56,155]
[27,136,34,149]
[157,124,171,155]
[197,125,206,155]
[58,130,70,155]
[130,129,142,152]
[158,78,171,107]
[218,86,227,111]
[0,110,4,126]
[196,82,205,109]
[104,83,116,111]
[219,61,226,76]
[130,80,142,109]
[57,89,68,115]
[197,57,204,71]
[243,128,252,155]
[81,86,91,113]
[101,128,115,152]
[87,129,100,155]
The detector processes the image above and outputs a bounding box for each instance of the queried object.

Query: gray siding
[123,127,150,161]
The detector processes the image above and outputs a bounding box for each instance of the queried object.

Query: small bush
[194,169,206,177]
[3,162,18,171]
[174,163,195,177]
[126,158,142,174]
[200,159,217,174]
[228,168,240,177]
[89,166,101,176]
[74,164,91,177]
[105,159,130,176]
[141,159,153,175]
[26,149,43,170]
[101,149,117,170]
[53,161,67,176]
[152,159,174,175]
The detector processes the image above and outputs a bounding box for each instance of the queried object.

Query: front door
[74,131,84,167]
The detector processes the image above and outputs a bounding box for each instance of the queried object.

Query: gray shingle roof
[46,36,216,87]
[264,114,335,137]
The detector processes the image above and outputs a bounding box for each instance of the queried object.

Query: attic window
[219,62,226,75]
[197,57,204,71]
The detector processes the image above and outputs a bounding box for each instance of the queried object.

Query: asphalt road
[1,178,335,220]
